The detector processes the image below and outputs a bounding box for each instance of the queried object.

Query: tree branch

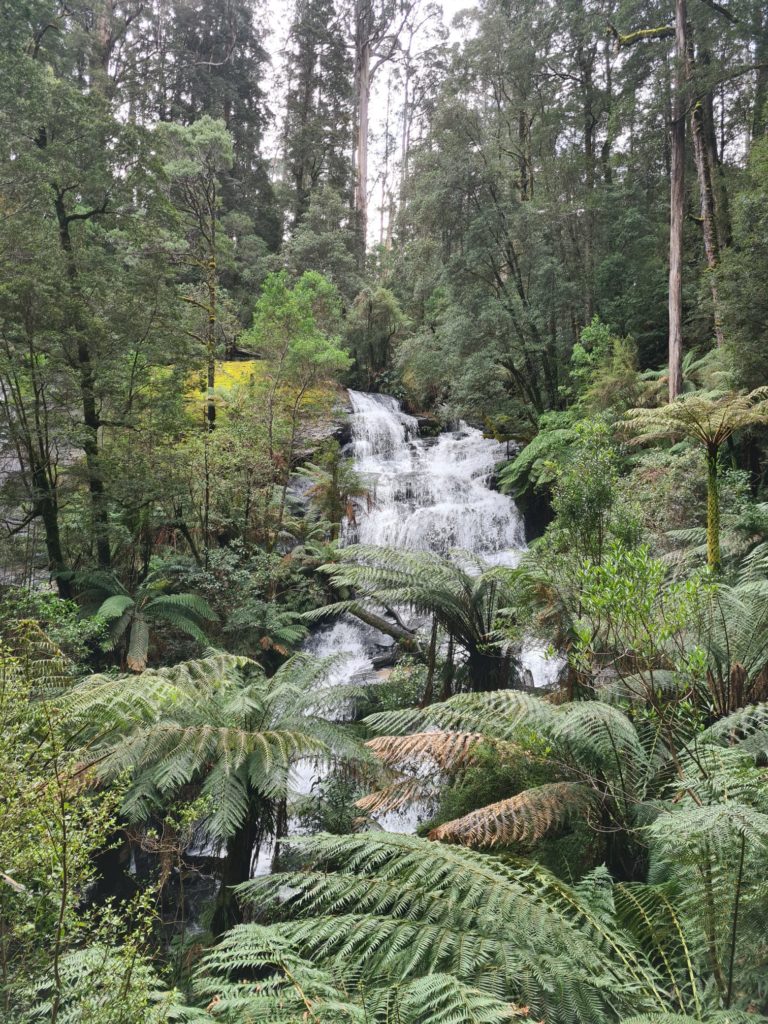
[607,22,674,50]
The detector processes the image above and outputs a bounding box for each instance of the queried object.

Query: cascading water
[264,391,564,849]
[307,391,536,723]
[343,391,526,559]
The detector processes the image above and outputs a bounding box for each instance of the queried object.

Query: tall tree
[669,0,688,400]
[352,0,420,259]
[283,0,354,226]
[0,3,191,586]
[159,117,235,431]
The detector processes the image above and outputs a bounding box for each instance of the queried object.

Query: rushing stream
[252,390,563,870]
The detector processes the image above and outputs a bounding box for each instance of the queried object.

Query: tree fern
[82,570,216,671]
[497,426,576,497]
[231,824,768,1019]
[194,924,527,1023]
[623,389,768,570]
[360,690,665,872]
[311,545,520,692]
[62,652,369,929]
[235,832,667,1023]
[21,944,201,1024]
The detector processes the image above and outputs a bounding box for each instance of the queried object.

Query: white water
[345,391,526,558]
[326,390,531,727]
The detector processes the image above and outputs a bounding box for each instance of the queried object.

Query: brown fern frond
[356,776,429,816]
[429,781,595,848]
[365,730,484,772]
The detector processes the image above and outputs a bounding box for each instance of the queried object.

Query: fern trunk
[706,445,721,572]
[210,815,259,936]
[466,650,510,692]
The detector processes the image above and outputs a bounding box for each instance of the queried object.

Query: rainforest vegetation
[4,0,768,1020]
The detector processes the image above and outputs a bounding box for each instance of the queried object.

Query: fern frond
[429,781,596,847]
[238,831,667,1021]
[195,925,529,1023]
[149,592,217,619]
[620,1016,765,1023]
[95,593,135,620]
[366,730,484,772]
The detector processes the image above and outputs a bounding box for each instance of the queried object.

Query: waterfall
[276,392,560,842]
[345,390,526,559]
[314,390,534,715]
[252,390,564,870]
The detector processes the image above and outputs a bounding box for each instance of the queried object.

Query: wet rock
[372,649,400,669]
[416,415,441,437]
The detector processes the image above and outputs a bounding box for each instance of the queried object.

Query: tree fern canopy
[310,544,522,692]
[61,651,369,923]
[361,689,666,866]
[236,831,666,1023]
[80,570,217,671]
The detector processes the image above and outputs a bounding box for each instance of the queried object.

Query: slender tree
[625,388,768,570]
[352,0,420,259]
[284,0,354,226]
[158,117,235,430]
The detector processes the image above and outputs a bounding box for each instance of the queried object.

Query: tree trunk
[668,0,687,402]
[466,649,510,693]
[33,467,71,598]
[690,90,724,346]
[206,218,217,430]
[210,815,258,936]
[752,7,768,140]
[701,83,731,250]
[54,194,111,568]
[518,111,532,200]
[420,616,438,706]
[89,0,114,98]
[347,604,419,650]
[706,444,721,572]
[354,35,370,262]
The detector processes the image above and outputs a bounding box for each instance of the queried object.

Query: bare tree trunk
[34,469,71,596]
[700,53,731,249]
[354,31,370,262]
[54,195,112,568]
[380,71,392,247]
[400,60,412,203]
[688,39,724,347]
[206,246,217,430]
[752,7,768,140]
[668,0,687,401]
[691,97,724,346]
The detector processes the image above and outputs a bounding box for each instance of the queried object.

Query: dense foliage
[4,0,768,1021]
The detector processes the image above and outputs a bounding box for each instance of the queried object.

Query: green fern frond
[237,831,666,1022]
[195,925,528,1023]
[95,594,135,621]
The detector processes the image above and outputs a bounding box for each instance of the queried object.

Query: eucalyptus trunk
[668,0,687,401]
